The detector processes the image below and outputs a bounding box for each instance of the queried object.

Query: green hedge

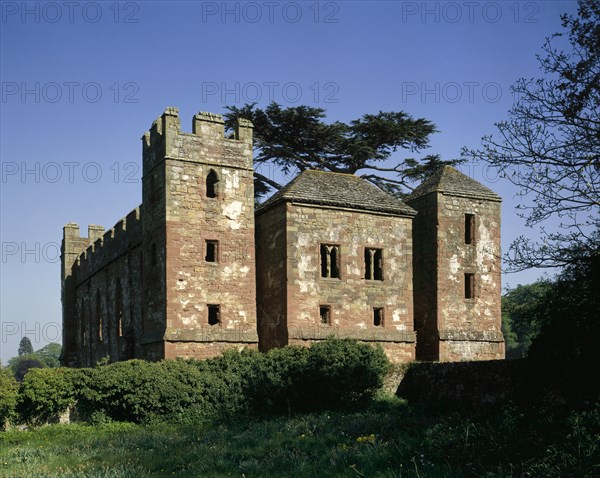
[0,367,19,428]
[17,367,81,426]
[14,339,390,426]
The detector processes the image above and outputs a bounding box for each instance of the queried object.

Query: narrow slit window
[464,273,475,299]
[206,170,219,198]
[116,281,123,337]
[320,244,340,278]
[96,291,103,342]
[364,248,383,280]
[205,240,218,262]
[373,307,384,327]
[208,304,220,325]
[319,305,331,325]
[465,214,475,244]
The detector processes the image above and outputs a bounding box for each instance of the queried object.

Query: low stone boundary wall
[395,359,529,404]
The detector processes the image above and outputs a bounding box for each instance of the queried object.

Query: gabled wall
[256,202,417,363]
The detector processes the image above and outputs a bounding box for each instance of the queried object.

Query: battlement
[141,107,254,173]
[68,207,142,284]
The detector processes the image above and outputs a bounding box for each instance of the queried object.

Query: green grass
[1,396,598,478]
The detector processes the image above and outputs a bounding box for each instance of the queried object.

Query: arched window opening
[206,170,219,198]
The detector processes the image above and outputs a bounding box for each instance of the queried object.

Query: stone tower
[406,166,504,361]
[140,108,258,359]
[60,108,259,367]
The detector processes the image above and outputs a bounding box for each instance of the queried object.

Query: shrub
[0,366,19,428]
[194,348,268,418]
[302,338,391,411]
[77,359,213,424]
[13,339,391,425]
[17,367,82,426]
[253,345,310,415]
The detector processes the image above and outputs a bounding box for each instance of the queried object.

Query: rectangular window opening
[465,214,475,244]
[320,244,340,278]
[319,305,331,325]
[464,273,475,299]
[373,307,384,327]
[205,240,218,262]
[208,304,220,326]
[365,248,383,280]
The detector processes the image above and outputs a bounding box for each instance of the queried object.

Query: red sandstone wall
[255,203,288,351]
[406,194,439,361]
[435,193,504,361]
[155,111,258,359]
[283,204,416,363]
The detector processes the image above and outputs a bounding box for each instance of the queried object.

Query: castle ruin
[61,107,504,366]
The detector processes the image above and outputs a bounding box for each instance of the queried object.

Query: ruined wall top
[65,207,142,285]
[141,107,254,173]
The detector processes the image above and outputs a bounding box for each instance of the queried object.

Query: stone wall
[409,191,504,361]
[406,194,439,361]
[257,203,417,363]
[396,360,526,404]
[255,202,288,351]
[62,208,143,366]
[152,111,258,358]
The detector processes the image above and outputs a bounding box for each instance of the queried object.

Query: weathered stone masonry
[61,108,504,366]
[61,108,258,366]
[406,166,504,361]
[255,171,417,363]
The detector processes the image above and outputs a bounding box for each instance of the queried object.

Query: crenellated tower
[61,108,258,366]
[140,107,258,359]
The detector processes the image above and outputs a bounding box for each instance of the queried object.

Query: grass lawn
[1,397,598,478]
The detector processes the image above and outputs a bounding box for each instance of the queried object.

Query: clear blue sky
[0,0,578,362]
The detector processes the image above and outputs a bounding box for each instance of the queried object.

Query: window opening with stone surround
[96,290,103,342]
[208,304,221,325]
[465,214,475,244]
[319,305,331,325]
[116,280,123,337]
[151,243,157,267]
[205,240,219,262]
[206,170,219,198]
[80,299,86,347]
[373,307,384,327]
[464,273,475,299]
[320,244,340,278]
[364,248,383,280]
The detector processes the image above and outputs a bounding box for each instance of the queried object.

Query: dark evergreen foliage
[223,102,463,198]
